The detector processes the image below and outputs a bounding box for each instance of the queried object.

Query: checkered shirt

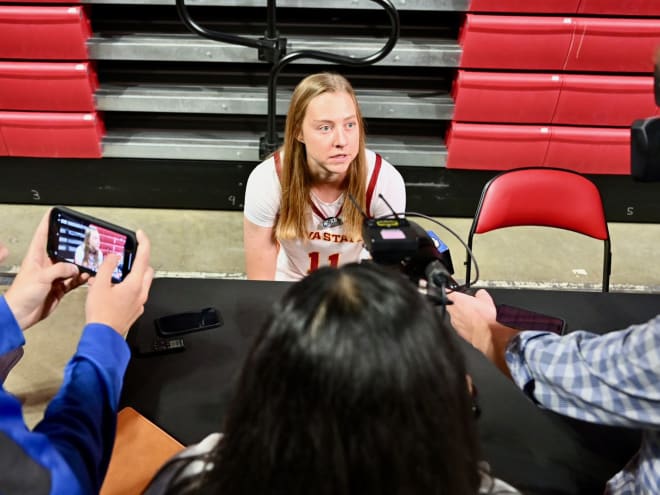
[506,316,660,495]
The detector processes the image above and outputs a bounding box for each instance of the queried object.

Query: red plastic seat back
[473,168,608,240]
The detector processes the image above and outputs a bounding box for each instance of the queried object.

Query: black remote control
[137,337,186,356]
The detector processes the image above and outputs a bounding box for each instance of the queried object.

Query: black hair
[162,262,481,494]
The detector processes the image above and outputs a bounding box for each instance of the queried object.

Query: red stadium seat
[0,112,104,158]
[465,167,611,291]
[468,0,578,14]
[564,18,660,73]
[0,129,7,156]
[554,75,658,126]
[0,6,91,60]
[578,0,660,16]
[446,123,551,170]
[0,62,97,112]
[545,126,629,175]
[459,15,575,70]
[452,71,561,123]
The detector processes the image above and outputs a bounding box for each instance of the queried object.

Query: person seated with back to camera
[243,71,406,281]
[143,262,520,495]
[0,210,154,494]
[446,288,660,495]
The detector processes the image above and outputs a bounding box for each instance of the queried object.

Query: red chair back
[466,167,611,291]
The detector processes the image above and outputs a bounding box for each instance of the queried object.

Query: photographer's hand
[5,210,89,330]
[446,289,519,377]
[86,230,153,336]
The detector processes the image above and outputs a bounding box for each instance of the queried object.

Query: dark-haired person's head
[163,262,481,495]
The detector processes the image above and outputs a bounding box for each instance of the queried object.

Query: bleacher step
[87,34,461,66]
[102,129,446,166]
[96,84,453,119]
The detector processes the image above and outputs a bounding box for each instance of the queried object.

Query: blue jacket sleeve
[0,296,25,355]
[0,322,130,495]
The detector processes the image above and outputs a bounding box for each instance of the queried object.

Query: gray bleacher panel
[86,2,459,164]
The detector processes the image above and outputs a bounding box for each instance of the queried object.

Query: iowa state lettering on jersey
[307,231,361,243]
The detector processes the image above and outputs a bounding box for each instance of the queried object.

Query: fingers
[474,289,494,304]
[43,262,79,284]
[131,230,151,275]
[95,254,121,285]
[25,210,51,259]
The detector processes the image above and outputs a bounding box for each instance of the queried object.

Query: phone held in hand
[47,206,138,283]
[496,304,566,335]
[155,307,223,337]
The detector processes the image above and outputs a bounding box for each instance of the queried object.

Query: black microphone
[425,259,456,290]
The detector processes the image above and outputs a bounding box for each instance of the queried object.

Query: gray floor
[3,203,660,428]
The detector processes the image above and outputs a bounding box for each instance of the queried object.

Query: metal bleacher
[87,0,462,167]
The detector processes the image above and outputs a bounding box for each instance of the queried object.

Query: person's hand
[446,289,497,349]
[5,211,89,330]
[0,241,9,265]
[85,230,153,336]
[447,289,519,376]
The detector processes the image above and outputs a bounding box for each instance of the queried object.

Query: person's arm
[505,320,660,428]
[243,158,280,280]
[0,227,153,494]
[446,289,520,378]
[243,218,278,280]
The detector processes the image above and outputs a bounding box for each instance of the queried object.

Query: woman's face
[298,90,360,182]
[89,230,100,250]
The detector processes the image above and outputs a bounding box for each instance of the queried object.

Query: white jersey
[244,149,406,281]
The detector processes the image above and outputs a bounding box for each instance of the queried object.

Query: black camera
[361,214,456,290]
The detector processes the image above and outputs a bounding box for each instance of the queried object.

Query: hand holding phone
[47,206,138,283]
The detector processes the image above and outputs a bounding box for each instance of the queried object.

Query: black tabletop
[120,279,660,495]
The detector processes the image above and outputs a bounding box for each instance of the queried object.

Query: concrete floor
[3,203,660,428]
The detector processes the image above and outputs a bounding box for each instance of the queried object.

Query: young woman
[74,226,104,271]
[243,72,406,280]
[143,263,520,495]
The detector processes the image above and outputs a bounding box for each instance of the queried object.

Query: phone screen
[47,206,137,283]
[496,304,566,335]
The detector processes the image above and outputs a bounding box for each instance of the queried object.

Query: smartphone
[47,206,138,283]
[155,307,223,337]
[496,304,566,335]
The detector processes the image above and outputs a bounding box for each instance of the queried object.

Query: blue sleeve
[0,296,25,355]
[0,323,130,495]
[505,316,660,428]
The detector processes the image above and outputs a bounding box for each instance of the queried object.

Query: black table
[121,279,660,495]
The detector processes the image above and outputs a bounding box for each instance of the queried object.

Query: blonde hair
[275,72,367,241]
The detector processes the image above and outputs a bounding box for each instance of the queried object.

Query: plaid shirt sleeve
[505,316,660,427]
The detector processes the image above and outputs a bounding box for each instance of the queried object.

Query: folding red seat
[452,71,561,123]
[545,126,630,175]
[459,15,575,70]
[564,18,660,73]
[468,0,578,14]
[578,0,660,16]
[554,75,657,126]
[0,129,7,156]
[0,62,97,112]
[446,123,550,170]
[0,112,104,158]
[0,6,91,60]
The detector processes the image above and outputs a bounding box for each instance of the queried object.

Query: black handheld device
[155,307,223,337]
[47,206,138,283]
[496,304,566,335]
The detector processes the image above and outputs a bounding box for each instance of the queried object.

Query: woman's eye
[346,122,356,129]
[319,125,331,132]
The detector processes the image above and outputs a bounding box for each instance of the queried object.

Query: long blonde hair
[275,72,368,241]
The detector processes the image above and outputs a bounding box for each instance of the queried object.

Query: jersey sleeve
[243,157,281,228]
[369,154,406,218]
